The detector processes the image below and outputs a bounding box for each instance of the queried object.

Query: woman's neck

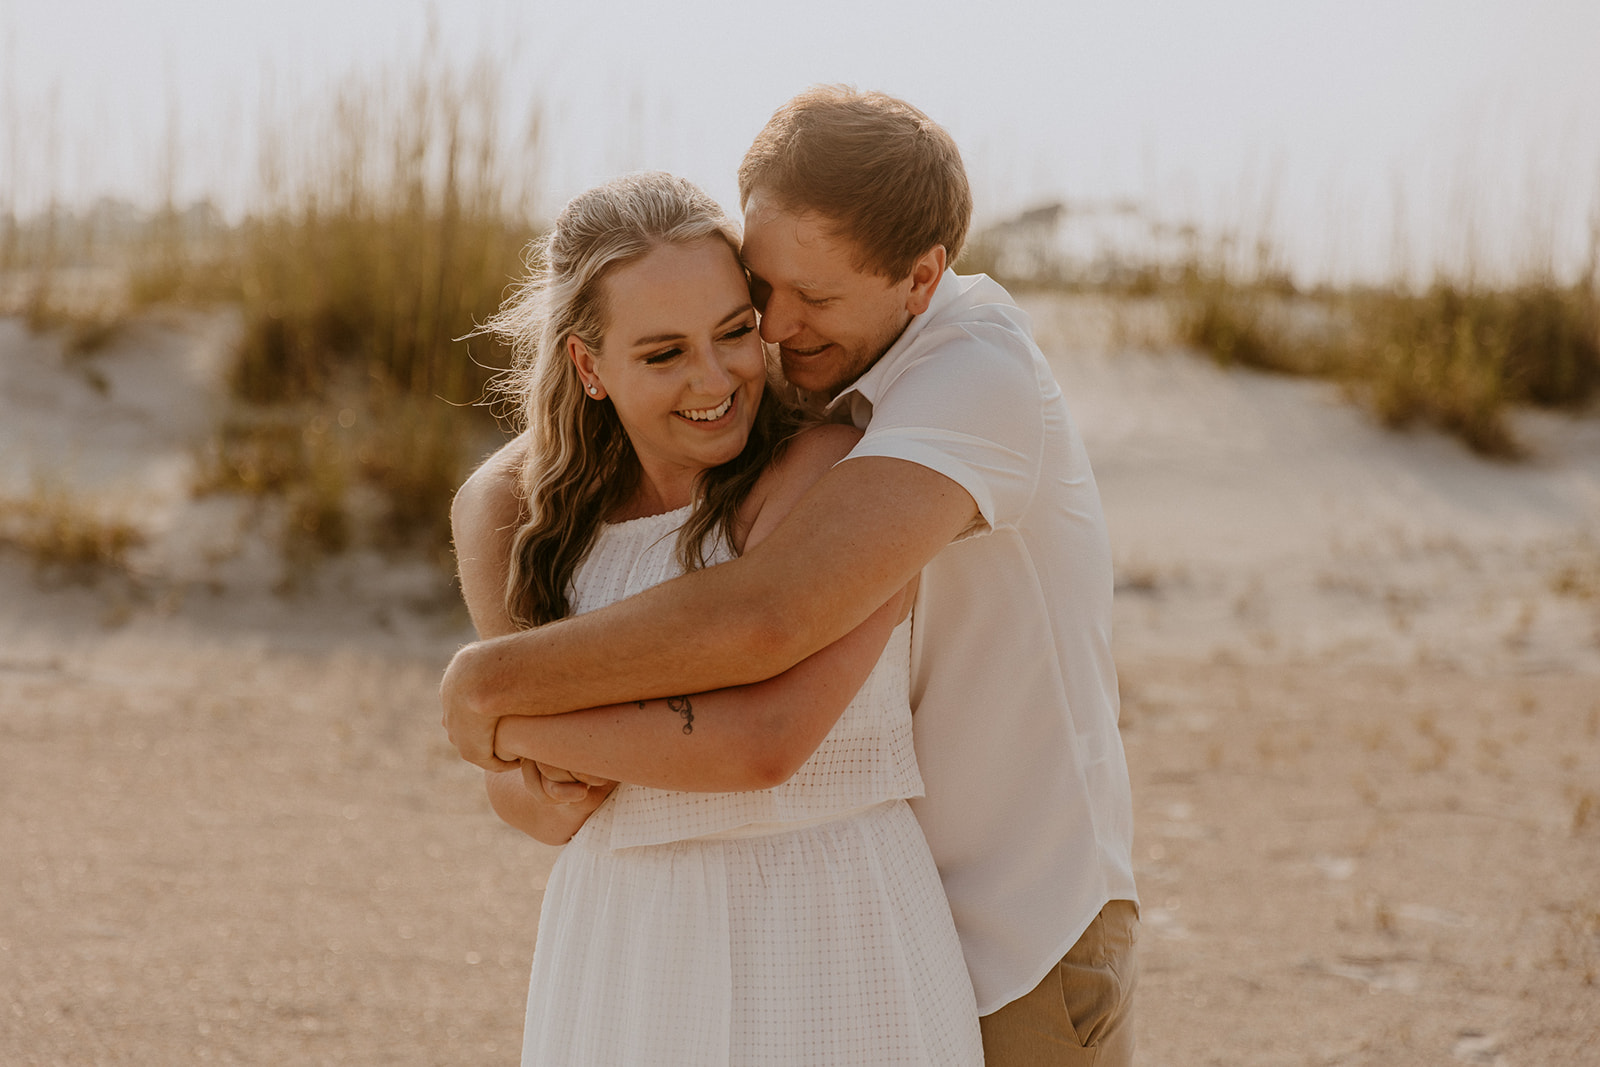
[609,464,699,523]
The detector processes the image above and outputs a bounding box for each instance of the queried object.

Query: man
[444,86,1138,1064]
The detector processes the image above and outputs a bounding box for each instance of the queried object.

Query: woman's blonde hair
[484,172,801,627]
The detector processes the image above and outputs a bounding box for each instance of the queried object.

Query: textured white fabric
[522,506,982,1066]
[829,271,1138,1014]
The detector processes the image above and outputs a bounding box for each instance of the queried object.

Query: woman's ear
[566,336,606,400]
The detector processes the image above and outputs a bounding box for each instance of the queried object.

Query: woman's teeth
[678,395,733,421]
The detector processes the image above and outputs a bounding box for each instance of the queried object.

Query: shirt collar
[822,268,965,422]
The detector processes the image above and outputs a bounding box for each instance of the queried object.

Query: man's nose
[758,292,800,344]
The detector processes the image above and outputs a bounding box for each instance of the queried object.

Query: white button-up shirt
[828,270,1137,1014]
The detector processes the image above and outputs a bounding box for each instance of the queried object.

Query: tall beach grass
[966,186,1599,456]
[6,57,1598,577]
[61,47,540,569]
[203,49,540,561]
[1171,260,1599,458]
[3,47,542,573]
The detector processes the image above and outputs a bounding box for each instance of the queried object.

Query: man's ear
[904,245,947,316]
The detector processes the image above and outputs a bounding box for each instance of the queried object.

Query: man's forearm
[492,589,900,789]
[447,456,975,727]
[456,554,806,719]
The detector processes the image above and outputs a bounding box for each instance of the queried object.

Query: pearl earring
[587,383,599,396]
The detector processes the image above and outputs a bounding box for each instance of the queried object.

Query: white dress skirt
[520,507,982,1066]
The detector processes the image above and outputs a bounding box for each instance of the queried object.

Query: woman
[451,172,981,1064]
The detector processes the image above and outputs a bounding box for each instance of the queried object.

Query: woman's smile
[674,393,736,423]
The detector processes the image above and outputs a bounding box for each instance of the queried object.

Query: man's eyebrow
[629,305,751,346]
[742,265,828,294]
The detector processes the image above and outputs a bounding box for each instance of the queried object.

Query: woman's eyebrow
[629,305,751,346]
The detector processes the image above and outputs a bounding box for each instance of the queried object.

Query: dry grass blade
[0,483,143,577]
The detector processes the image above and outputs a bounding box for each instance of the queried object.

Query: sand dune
[2,300,1597,1064]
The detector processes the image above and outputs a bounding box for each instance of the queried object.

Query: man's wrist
[481,626,567,718]
[461,638,508,717]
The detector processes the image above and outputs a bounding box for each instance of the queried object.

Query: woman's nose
[692,343,736,393]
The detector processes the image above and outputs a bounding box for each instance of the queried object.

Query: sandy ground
[2,298,1598,1065]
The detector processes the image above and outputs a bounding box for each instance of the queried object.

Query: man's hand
[440,641,520,772]
[524,761,618,805]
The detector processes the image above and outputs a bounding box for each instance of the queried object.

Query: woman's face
[569,237,766,507]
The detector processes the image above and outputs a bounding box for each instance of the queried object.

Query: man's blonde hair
[738,85,972,279]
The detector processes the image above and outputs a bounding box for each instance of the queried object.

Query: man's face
[741,190,920,399]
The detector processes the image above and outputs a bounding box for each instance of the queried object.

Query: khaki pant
[978,900,1140,1066]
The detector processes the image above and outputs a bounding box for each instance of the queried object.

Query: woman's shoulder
[451,434,530,577]
[452,434,528,527]
[451,434,530,639]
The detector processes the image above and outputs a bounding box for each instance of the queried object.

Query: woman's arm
[491,422,914,792]
[452,442,614,843]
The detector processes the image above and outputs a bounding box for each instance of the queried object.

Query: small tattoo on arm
[666,695,694,734]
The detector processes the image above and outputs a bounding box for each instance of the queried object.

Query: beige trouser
[978,899,1140,1066]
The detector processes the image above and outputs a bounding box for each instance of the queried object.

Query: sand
[2,297,1597,1065]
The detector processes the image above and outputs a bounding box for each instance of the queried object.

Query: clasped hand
[441,639,617,804]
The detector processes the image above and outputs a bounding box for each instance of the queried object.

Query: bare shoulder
[453,434,529,639]
[451,434,528,544]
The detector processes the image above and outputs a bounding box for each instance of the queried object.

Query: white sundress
[521,505,983,1066]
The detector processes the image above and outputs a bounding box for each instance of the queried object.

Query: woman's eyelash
[642,324,752,363]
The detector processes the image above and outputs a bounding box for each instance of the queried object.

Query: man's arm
[443,452,977,767]
[451,424,925,785]
[493,584,906,791]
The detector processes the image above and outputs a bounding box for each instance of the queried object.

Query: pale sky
[4,0,1598,282]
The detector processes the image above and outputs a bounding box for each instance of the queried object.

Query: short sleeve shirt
[827,271,1137,1014]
